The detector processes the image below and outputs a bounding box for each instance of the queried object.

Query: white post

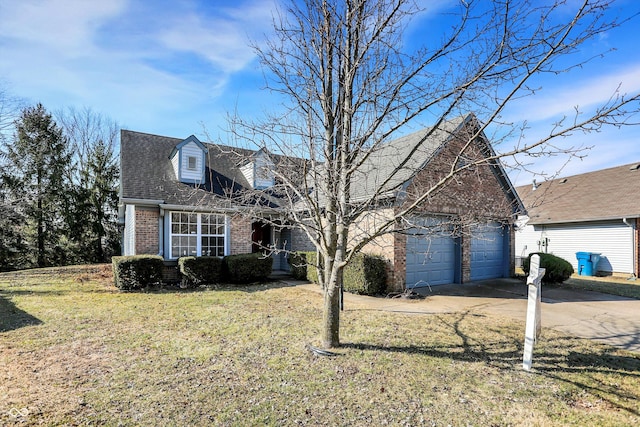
[523,254,545,371]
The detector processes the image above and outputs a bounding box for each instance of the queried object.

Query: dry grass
[563,275,640,299]
[1,265,639,426]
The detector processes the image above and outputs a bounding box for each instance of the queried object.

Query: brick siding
[230,214,252,255]
[135,206,160,255]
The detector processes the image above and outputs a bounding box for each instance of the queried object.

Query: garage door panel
[471,223,506,281]
[405,218,457,287]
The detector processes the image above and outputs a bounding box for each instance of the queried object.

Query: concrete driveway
[296,278,640,353]
[422,279,640,353]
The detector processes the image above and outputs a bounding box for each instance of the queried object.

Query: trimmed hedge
[522,252,574,284]
[112,255,164,290]
[288,251,318,281]
[343,253,387,296]
[178,256,224,288]
[224,253,273,283]
[290,251,387,296]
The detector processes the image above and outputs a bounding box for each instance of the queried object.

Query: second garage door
[470,223,506,281]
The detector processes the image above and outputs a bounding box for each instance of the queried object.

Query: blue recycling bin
[576,251,600,276]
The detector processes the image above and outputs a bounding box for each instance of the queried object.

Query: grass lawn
[1,265,639,426]
[563,275,640,300]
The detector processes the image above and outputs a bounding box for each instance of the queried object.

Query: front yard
[1,265,639,426]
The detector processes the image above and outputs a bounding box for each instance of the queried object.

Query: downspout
[622,218,636,279]
[158,207,165,258]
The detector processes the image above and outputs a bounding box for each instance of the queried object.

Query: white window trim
[169,212,228,259]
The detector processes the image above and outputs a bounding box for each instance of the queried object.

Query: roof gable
[169,135,208,159]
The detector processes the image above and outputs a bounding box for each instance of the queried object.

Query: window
[170,212,226,258]
[187,155,197,170]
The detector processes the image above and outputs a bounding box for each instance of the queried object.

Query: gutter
[528,215,640,226]
[121,198,165,207]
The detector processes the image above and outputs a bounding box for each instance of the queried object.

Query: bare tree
[228,0,640,348]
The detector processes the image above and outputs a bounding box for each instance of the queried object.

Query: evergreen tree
[57,107,120,263]
[5,103,72,268]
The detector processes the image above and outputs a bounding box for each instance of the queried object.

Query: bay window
[170,212,226,258]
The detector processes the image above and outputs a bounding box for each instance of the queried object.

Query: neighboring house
[119,114,523,289]
[515,163,640,277]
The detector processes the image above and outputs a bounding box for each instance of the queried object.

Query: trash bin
[576,251,600,276]
[589,253,601,274]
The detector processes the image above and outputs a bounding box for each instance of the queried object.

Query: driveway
[296,279,640,353]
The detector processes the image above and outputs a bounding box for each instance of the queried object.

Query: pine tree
[5,104,72,268]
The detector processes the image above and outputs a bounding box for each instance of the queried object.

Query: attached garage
[405,217,459,288]
[470,223,508,280]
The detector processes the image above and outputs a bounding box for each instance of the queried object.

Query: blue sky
[0,0,638,186]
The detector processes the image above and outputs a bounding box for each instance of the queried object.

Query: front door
[252,222,272,253]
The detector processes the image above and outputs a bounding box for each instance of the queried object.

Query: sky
[0,0,638,187]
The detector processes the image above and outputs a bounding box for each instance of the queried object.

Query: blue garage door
[405,218,457,288]
[471,223,506,281]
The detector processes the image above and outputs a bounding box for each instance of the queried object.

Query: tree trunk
[322,274,342,348]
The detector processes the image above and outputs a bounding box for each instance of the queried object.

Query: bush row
[288,251,387,296]
[522,252,574,284]
[112,253,273,290]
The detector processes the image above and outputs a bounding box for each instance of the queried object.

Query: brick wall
[229,214,252,255]
[291,227,315,252]
[350,208,401,291]
[135,206,160,255]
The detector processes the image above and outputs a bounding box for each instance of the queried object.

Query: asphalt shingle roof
[516,162,640,224]
[350,116,466,200]
[120,114,504,210]
[120,130,254,207]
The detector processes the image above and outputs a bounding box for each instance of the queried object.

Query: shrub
[343,253,388,296]
[305,251,319,284]
[112,255,163,290]
[224,253,273,284]
[288,251,316,281]
[522,252,574,284]
[178,256,224,288]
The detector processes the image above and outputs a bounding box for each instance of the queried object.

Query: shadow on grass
[0,294,42,332]
[342,310,640,417]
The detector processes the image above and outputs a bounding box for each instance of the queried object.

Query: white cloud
[504,64,640,123]
[0,0,126,55]
[158,2,273,73]
[0,0,278,136]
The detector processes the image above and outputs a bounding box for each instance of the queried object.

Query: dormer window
[240,148,275,189]
[169,135,208,184]
[187,155,197,171]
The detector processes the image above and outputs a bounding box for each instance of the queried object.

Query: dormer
[240,148,275,189]
[169,135,208,184]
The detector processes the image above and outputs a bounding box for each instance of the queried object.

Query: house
[119,114,523,289]
[515,163,640,278]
